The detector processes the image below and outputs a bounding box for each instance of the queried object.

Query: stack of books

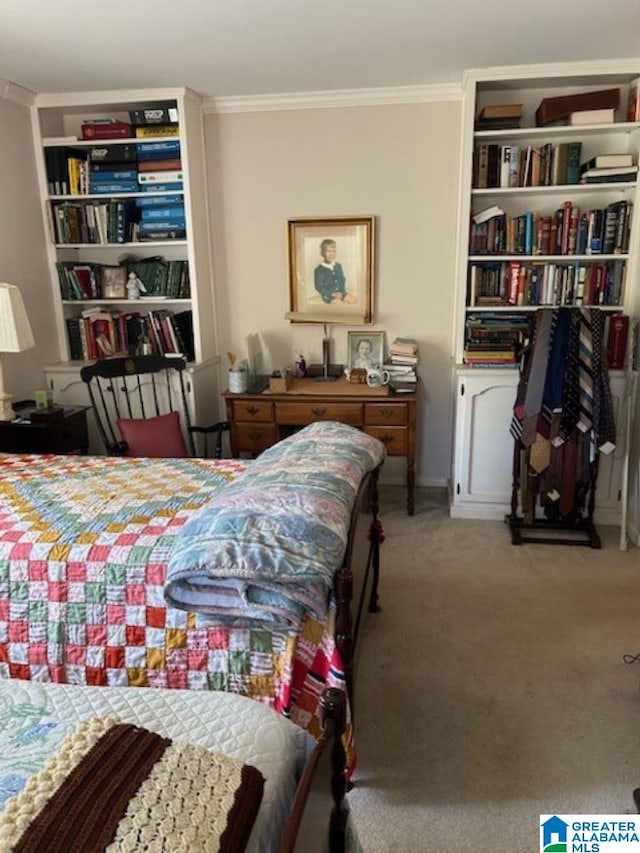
[464,314,531,368]
[475,103,523,131]
[579,153,637,184]
[384,337,418,393]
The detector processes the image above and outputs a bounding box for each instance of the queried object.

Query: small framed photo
[101,266,127,299]
[287,216,375,323]
[347,330,385,370]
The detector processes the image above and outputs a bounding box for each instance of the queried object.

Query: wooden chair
[80,355,228,458]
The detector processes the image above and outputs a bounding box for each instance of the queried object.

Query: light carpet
[348,485,640,852]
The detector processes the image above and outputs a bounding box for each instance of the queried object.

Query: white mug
[366,368,390,388]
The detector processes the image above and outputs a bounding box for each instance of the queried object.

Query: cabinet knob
[248,430,262,442]
[311,407,327,417]
[379,408,393,419]
[379,434,393,446]
[245,405,259,417]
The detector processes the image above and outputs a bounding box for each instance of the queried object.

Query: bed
[0,679,356,852]
[0,421,384,769]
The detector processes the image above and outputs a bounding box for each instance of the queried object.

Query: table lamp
[0,283,35,421]
[284,312,341,381]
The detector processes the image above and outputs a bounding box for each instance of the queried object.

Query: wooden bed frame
[280,464,383,852]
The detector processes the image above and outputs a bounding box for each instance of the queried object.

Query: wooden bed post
[367,466,382,614]
[334,564,354,712]
[278,687,349,853]
[320,687,349,853]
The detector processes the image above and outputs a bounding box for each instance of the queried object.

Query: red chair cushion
[117,411,189,458]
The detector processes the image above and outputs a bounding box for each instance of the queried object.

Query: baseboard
[450,501,622,527]
[378,471,447,489]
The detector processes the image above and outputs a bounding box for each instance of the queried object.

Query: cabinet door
[46,368,102,453]
[594,372,626,518]
[452,373,519,511]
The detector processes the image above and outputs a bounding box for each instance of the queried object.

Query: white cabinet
[451,371,518,517]
[451,369,627,524]
[31,87,221,446]
[451,61,640,526]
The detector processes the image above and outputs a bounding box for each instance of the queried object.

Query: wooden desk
[223,378,417,515]
[0,405,89,455]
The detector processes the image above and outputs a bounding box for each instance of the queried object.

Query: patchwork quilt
[0,453,351,753]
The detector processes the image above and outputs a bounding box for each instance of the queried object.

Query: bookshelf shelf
[451,61,640,526]
[472,182,636,197]
[33,86,221,451]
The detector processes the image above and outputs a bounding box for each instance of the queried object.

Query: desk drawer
[234,423,278,452]
[365,426,407,456]
[229,400,274,422]
[276,402,363,426]
[365,402,408,426]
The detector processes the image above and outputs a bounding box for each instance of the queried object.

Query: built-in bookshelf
[451,60,640,527]
[31,87,220,445]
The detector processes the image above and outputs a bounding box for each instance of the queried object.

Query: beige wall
[0,95,55,402]
[205,100,461,486]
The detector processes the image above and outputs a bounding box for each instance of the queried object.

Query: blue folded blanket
[164,421,385,630]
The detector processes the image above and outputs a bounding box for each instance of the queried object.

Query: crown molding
[0,79,35,107]
[203,82,462,114]
[463,57,640,85]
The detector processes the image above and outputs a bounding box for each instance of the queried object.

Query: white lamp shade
[0,283,35,352]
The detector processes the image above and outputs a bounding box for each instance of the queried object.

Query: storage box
[268,373,292,393]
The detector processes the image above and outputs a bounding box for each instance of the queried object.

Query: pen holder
[228,368,248,393]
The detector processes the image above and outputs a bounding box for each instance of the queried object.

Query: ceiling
[1,0,640,100]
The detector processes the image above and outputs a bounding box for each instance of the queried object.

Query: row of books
[49,200,187,243]
[474,142,583,189]
[470,201,632,257]
[464,310,629,370]
[55,258,190,301]
[66,307,194,362]
[469,261,626,308]
[45,139,184,197]
[384,337,419,392]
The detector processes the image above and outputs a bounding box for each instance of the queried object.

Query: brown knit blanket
[0,716,264,852]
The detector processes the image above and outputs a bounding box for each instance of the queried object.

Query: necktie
[576,308,594,433]
[522,310,553,446]
[561,310,581,437]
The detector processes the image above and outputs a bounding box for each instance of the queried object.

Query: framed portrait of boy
[347,330,385,370]
[101,266,127,300]
[287,216,375,323]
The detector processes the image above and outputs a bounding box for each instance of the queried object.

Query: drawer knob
[248,430,263,442]
[311,407,327,417]
[379,434,393,446]
[379,408,393,419]
[245,406,260,417]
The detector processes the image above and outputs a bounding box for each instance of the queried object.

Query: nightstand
[0,402,90,455]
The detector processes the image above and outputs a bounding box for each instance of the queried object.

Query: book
[140,206,185,222]
[129,103,179,126]
[135,194,184,208]
[472,205,504,225]
[136,140,181,157]
[88,181,138,194]
[137,171,184,184]
[581,154,633,172]
[89,144,137,163]
[81,120,132,140]
[478,103,523,120]
[535,88,620,126]
[580,165,638,183]
[135,125,180,138]
[139,182,184,193]
[88,169,138,182]
[606,314,629,369]
[137,159,182,172]
[565,142,582,184]
[627,78,640,122]
[568,108,615,126]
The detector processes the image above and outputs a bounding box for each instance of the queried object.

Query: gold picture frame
[101,266,127,300]
[287,216,375,324]
[347,330,385,370]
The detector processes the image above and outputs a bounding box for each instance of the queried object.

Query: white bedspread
[0,679,310,853]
